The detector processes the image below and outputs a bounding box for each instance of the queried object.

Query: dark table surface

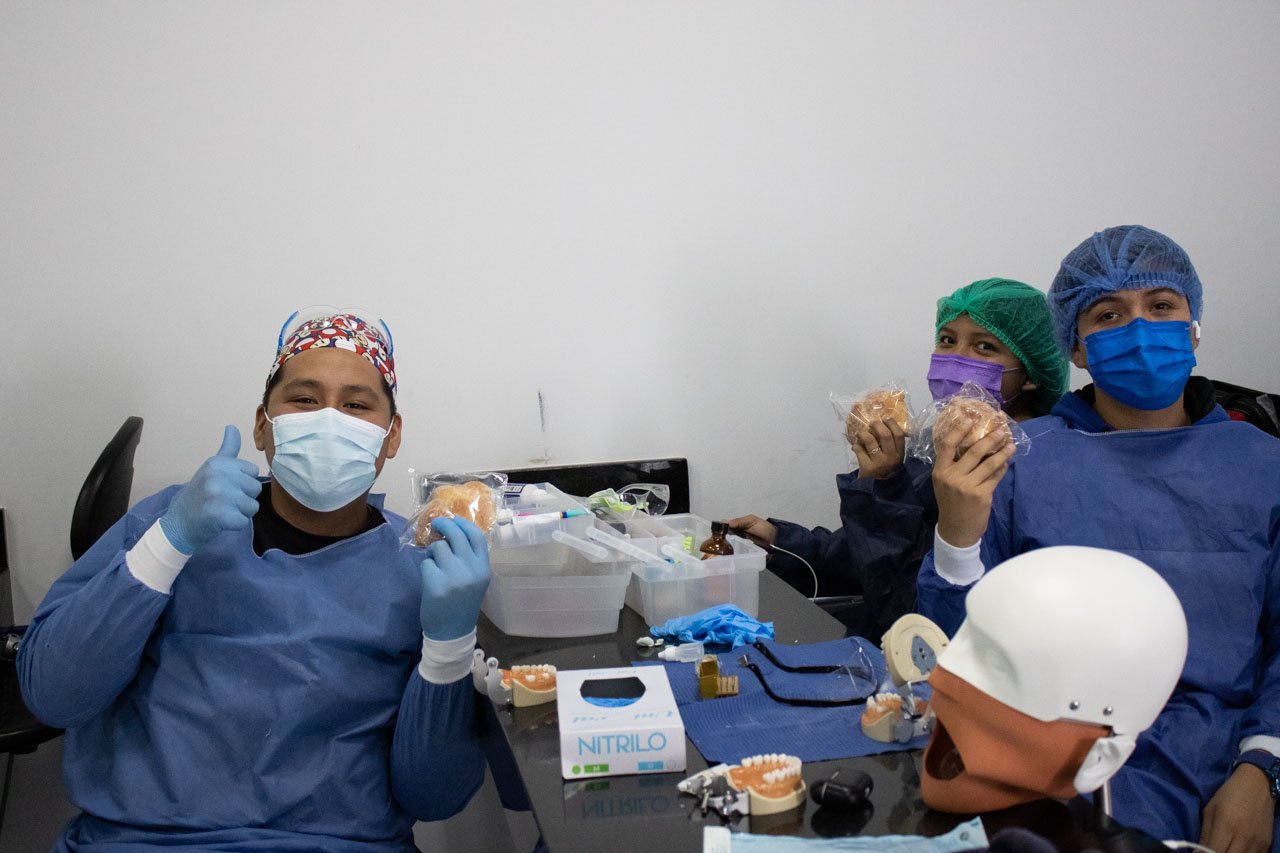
[476,571,986,851]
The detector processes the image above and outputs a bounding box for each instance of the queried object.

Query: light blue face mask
[267,408,390,512]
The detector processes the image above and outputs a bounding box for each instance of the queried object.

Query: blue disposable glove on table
[650,604,774,648]
[419,516,491,641]
[159,425,263,555]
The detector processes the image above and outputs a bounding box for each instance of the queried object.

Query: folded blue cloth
[649,604,774,647]
[637,637,929,764]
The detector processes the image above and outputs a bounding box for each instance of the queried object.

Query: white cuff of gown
[932,527,985,587]
[1238,735,1280,759]
[125,521,190,594]
[418,629,478,685]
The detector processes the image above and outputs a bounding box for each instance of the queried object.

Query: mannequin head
[921,546,1187,813]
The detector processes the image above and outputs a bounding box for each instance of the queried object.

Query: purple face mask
[928,354,1018,403]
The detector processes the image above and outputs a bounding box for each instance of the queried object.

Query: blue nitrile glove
[419,516,491,641]
[650,604,774,648]
[160,425,263,555]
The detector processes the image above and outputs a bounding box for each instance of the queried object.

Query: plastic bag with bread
[906,382,1031,465]
[402,471,508,548]
[830,383,914,466]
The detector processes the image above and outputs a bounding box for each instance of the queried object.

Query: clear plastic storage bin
[623,513,766,626]
[482,534,636,638]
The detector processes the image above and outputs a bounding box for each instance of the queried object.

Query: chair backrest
[70,416,144,560]
[495,458,690,514]
[1211,379,1280,437]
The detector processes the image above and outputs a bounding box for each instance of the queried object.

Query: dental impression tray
[677,754,805,817]
[861,614,948,743]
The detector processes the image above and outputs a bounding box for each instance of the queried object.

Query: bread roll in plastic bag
[402,470,507,547]
[907,382,1031,465]
[830,382,913,466]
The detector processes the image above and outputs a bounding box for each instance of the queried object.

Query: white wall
[4,0,1279,628]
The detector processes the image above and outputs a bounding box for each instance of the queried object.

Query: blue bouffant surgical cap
[1048,225,1203,355]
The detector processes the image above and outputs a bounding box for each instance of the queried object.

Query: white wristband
[125,521,190,594]
[932,527,985,587]
[1239,735,1280,760]
[418,630,478,685]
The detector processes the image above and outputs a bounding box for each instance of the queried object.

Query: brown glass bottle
[699,521,735,560]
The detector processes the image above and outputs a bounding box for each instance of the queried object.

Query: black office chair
[70,416,144,560]
[1,416,144,829]
[1211,379,1280,437]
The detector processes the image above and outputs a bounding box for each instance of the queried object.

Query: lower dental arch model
[677,753,807,817]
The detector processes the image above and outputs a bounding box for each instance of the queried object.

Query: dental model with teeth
[470,650,557,707]
[677,754,806,817]
[507,664,558,707]
[860,613,946,743]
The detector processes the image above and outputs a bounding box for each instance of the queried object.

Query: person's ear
[1072,734,1136,793]
[1021,378,1038,393]
[383,412,403,460]
[1070,340,1089,371]
[253,404,269,453]
[1191,320,1202,352]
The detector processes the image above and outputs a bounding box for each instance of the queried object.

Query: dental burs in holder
[861,614,948,743]
[696,654,740,699]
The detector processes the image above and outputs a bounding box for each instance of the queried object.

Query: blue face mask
[1082,317,1197,411]
[267,408,390,512]
[927,354,1019,404]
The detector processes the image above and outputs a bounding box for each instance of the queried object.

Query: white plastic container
[624,513,766,626]
[483,536,636,637]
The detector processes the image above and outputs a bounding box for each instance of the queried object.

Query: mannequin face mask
[266,407,390,512]
[927,354,1021,404]
[1080,317,1197,411]
[921,666,1109,814]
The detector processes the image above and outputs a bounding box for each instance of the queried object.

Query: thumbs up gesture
[160,425,263,555]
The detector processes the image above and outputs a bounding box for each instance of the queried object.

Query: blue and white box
[557,665,686,780]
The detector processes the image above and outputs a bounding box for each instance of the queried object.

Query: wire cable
[767,543,820,600]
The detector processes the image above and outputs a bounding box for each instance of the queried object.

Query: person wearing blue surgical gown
[917,226,1280,851]
[19,311,495,852]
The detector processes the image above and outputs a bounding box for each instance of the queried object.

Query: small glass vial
[699,521,735,560]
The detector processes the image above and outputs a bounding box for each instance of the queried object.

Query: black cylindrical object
[810,770,873,812]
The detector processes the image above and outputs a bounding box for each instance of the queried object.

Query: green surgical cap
[935,278,1069,409]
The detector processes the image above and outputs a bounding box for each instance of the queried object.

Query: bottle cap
[711,520,729,535]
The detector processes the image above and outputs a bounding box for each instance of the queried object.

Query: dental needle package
[557,666,686,780]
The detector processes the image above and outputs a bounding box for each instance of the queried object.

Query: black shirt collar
[252,481,384,557]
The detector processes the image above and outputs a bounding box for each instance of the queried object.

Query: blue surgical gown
[917,389,1280,844]
[770,458,935,638]
[18,487,486,852]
